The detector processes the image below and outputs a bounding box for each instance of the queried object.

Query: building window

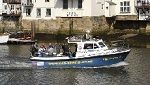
[26,8,31,16]
[46,8,51,16]
[102,4,104,9]
[63,0,68,9]
[120,1,130,13]
[78,0,82,9]
[3,0,4,2]
[4,5,7,10]
[45,0,49,2]
[27,0,32,4]
[11,5,14,10]
[37,8,41,16]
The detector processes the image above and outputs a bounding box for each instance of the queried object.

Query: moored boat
[7,31,35,44]
[0,33,9,44]
[30,36,131,68]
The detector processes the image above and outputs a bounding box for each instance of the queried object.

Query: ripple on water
[0,45,149,85]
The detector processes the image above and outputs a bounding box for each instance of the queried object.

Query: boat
[30,36,131,68]
[0,33,9,44]
[8,38,35,44]
[7,31,35,44]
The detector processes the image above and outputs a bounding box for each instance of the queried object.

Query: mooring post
[31,21,35,40]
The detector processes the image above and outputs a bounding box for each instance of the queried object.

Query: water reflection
[33,68,129,85]
[0,45,31,69]
[0,67,129,85]
[125,48,150,85]
[0,70,33,85]
[8,45,31,58]
[0,45,9,56]
[32,69,77,85]
[75,67,129,85]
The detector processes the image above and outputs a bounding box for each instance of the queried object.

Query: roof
[3,0,21,4]
[106,1,116,5]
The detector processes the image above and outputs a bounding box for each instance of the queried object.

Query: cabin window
[84,44,93,49]
[98,42,105,48]
[94,44,99,49]
[63,0,68,9]
[120,1,130,13]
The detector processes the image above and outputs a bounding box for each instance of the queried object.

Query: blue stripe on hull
[32,52,129,68]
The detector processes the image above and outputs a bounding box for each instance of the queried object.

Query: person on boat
[83,30,92,40]
[54,43,63,55]
[30,42,38,56]
[62,44,70,56]
[38,44,46,57]
[47,43,54,56]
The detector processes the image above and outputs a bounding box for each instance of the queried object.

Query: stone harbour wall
[0,20,20,32]
[21,16,110,35]
[0,16,150,35]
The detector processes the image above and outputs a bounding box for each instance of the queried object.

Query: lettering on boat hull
[48,60,93,65]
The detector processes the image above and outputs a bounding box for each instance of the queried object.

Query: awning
[106,1,116,5]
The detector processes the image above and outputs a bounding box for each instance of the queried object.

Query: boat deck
[8,38,35,44]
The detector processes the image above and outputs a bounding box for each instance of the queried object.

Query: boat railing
[66,35,100,43]
[110,40,130,49]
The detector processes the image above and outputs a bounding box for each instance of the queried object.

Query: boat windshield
[83,43,99,49]
[83,43,93,49]
[98,42,106,48]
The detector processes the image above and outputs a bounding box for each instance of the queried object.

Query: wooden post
[69,0,74,36]
[31,21,35,40]
[69,18,73,36]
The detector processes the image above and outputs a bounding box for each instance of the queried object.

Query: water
[0,45,150,85]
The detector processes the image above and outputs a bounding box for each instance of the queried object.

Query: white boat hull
[0,34,9,44]
[30,50,130,68]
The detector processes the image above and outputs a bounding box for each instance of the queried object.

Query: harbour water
[0,45,150,85]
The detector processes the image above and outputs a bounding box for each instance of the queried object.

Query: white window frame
[120,1,130,13]
[11,5,14,10]
[26,8,31,16]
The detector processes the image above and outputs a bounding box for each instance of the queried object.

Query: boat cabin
[31,37,110,59]
[68,39,108,58]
